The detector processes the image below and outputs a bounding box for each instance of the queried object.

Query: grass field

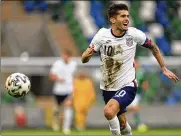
[1,128,181,135]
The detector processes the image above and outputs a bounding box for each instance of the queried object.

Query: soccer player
[127,59,149,132]
[49,49,77,135]
[81,3,179,135]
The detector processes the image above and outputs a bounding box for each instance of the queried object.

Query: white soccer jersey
[90,27,147,91]
[50,59,77,95]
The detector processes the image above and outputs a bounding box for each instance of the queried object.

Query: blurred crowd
[21,0,181,56]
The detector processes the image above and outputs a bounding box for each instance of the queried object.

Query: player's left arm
[144,40,179,82]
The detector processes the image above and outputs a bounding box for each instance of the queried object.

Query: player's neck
[111,27,126,37]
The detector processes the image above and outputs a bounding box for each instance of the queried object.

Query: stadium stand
[63,1,181,56]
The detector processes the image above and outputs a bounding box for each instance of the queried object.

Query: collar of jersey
[110,28,126,38]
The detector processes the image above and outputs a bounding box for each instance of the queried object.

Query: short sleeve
[135,28,147,46]
[50,60,60,75]
[89,28,104,52]
[134,28,152,48]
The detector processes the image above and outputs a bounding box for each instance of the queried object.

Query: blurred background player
[127,59,149,132]
[49,49,77,134]
[73,70,96,131]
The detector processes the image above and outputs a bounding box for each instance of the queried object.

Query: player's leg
[104,98,121,135]
[117,113,132,135]
[127,94,141,127]
[103,90,122,135]
[52,95,62,131]
[62,95,73,135]
[113,83,137,135]
[127,94,148,132]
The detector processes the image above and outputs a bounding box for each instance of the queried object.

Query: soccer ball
[5,73,31,98]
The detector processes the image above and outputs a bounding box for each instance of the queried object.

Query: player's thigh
[129,94,141,106]
[113,86,137,115]
[64,94,72,107]
[102,90,120,115]
[54,95,65,106]
[54,94,70,106]
[102,90,116,104]
[127,94,141,111]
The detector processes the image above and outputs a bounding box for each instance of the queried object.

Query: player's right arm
[49,61,64,82]
[81,45,95,63]
[49,73,64,82]
[81,28,103,63]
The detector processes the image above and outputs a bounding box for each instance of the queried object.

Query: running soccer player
[49,49,77,135]
[81,3,179,136]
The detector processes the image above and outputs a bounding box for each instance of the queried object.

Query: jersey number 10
[115,90,126,98]
[104,46,113,56]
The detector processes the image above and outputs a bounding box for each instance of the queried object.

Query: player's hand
[162,67,179,82]
[86,45,95,56]
[82,45,95,63]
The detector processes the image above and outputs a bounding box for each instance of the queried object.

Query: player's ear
[110,17,116,24]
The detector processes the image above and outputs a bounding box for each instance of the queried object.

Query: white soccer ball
[5,73,31,98]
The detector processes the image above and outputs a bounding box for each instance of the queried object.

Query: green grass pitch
[1,128,181,135]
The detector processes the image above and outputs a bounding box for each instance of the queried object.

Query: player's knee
[135,105,140,111]
[104,106,116,120]
[64,98,72,107]
[132,105,140,112]
[53,107,60,116]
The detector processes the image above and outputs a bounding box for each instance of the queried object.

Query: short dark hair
[107,3,128,19]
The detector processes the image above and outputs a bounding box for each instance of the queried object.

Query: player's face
[115,10,129,31]
[62,52,70,62]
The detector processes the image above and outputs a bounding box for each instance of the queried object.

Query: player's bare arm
[142,81,149,92]
[149,40,179,82]
[81,45,95,63]
[49,73,64,82]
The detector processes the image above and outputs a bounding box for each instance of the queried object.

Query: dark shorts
[54,94,70,105]
[102,81,137,116]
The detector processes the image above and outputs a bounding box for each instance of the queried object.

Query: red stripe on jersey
[142,38,152,49]
[89,44,97,53]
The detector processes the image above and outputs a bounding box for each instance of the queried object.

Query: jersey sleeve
[89,28,104,52]
[135,28,152,48]
[50,60,60,75]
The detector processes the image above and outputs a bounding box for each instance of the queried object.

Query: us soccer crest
[126,35,133,46]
